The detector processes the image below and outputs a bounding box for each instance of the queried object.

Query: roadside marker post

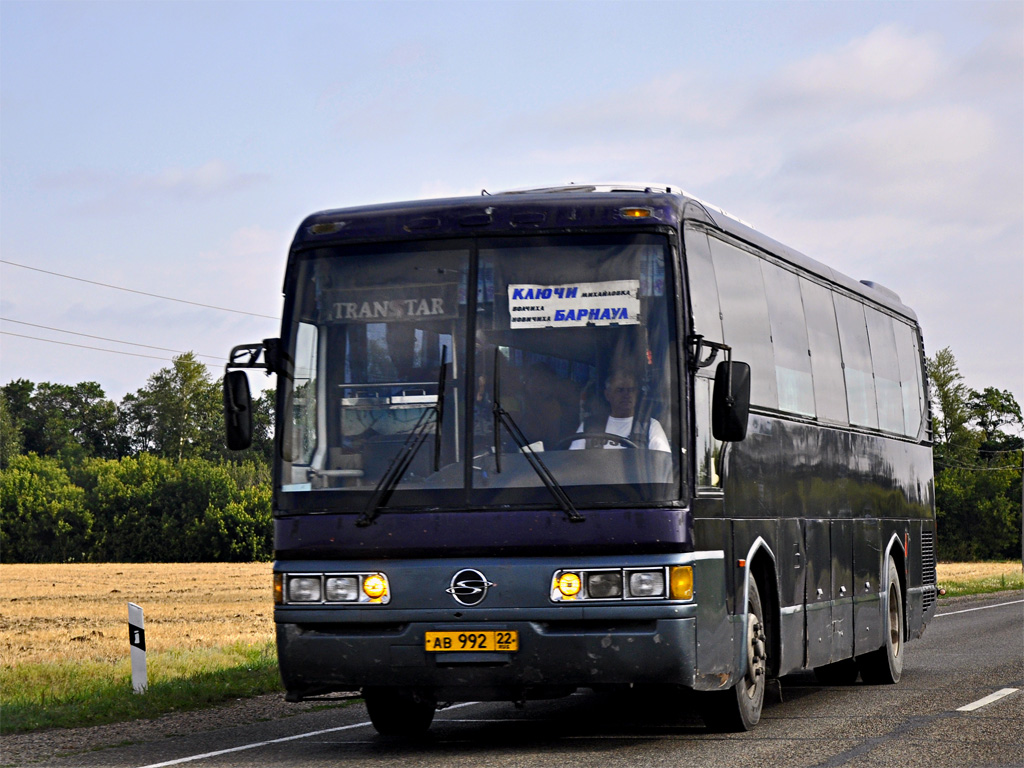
[128,602,148,693]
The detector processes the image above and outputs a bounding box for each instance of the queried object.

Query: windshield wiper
[357,347,447,527]
[492,350,584,523]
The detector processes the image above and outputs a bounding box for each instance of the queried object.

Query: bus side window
[833,293,879,429]
[684,228,724,345]
[865,310,904,434]
[894,321,925,438]
[800,279,848,425]
[708,237,778,410]
[695,375,722,488]
[762,261,814,417]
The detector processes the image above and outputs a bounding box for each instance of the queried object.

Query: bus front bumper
[275,612,699,701]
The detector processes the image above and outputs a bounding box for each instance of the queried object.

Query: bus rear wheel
[702,579,767,732]
[363,687,436,739]
[858,556,904,685]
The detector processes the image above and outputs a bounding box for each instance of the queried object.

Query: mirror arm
[687,334,731,372]
[226,338,285,377]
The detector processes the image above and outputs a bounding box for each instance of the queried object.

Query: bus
[223,184,937,735]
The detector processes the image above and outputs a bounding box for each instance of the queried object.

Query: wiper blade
[492,350,584,523]
[357,347,447,527]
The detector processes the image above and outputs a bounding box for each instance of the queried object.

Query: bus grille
[921,530,937,613]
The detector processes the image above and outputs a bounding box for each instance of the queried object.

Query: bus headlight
[555,572,582,599]
[287,576,322,603]
[325,576,359,602]
[362,574,388,601]
[670,566,694,601]
[587,572,624,598]
[551,566,686,601]
[278,571,391,604]
[628,570,665,598]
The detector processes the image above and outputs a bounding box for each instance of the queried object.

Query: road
[13,593,1024,768]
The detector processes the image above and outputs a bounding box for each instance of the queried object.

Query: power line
[0,318,222,360]
[1,331,219,368]
[0,259,278,320]
[934,460,1022,472]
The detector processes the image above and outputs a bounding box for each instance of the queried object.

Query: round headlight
[362,574,388,600]
[557,572,582,598]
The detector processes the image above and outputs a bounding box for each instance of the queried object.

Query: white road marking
[957,688,1020,712]
[134,701,480,768]
[935,598,1024,618]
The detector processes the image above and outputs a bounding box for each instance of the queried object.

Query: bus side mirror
[224,370,253,451]
[712,361,750,442]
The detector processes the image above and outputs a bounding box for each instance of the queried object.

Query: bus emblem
[446,569,495,606]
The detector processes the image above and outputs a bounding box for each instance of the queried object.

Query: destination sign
[507,280,641,328]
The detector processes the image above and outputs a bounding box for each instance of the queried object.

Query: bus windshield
[280,233,680,509]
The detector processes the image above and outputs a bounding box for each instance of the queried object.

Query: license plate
[425,630,518,652]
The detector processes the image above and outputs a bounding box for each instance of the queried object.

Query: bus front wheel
[363,687,435,739]
[702,578,767,732]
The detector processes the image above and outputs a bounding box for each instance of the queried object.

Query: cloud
[141,160,266,199]
[43,160,269,215]
[769,25,945,107]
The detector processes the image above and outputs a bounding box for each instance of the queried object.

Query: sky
[1,0,1021,411]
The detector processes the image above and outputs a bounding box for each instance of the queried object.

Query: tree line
[0,354,275,562]
[1,348,1021,562]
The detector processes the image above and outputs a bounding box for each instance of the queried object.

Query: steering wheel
[553,432,640,450]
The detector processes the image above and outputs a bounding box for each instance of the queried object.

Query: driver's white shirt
[569,415,670,452]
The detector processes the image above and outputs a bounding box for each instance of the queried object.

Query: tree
[118,353,222,460]
[0,393,23,469]
[968,387,1023,457]
[0,379,118,462]
[927,348,1022,560]
[927,347,972,460]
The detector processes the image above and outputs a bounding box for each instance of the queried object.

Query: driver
[569,368,670,452]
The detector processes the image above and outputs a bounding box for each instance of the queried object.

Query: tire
[857,555,904,685]
[363,688,435,739]
[702,578,768,732]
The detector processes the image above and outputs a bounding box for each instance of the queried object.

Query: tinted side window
[833,293,878,428]
[800,279,848,424]
[709,237,778,409]
[684,228,724,344]
[762,261,814,416]
[894,321,925,438]
[865,310,904,433]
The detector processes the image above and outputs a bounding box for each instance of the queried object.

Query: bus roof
[292,184,917,322]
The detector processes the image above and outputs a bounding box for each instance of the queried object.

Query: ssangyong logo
[446,569,495,606]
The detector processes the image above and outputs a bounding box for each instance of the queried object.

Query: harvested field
[1,563,273,668]
[1,561,1019,670]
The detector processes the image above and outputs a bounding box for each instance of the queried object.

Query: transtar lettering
[333,297,446,320]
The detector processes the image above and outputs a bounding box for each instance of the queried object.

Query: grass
[1,562,277,735]
[0,560,1021,735]
[1,642,280,733]
[936,561,1024,598]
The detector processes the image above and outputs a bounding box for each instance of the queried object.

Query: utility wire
[0,259,278,320]
[1,331,218,368]
[934,460,1022,472]
[0,318,221,360]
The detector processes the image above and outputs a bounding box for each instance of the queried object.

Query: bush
[0,454,92,562]
[1,455,272,563]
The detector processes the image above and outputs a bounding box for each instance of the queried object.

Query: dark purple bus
[224,184,936,736]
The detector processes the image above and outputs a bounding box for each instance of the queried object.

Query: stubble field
[2,563,273,667]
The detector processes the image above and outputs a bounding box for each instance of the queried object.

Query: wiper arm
[492,350,584,524]
[357,347,447,527]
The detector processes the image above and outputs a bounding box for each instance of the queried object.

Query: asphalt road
[18,593,1024,768]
